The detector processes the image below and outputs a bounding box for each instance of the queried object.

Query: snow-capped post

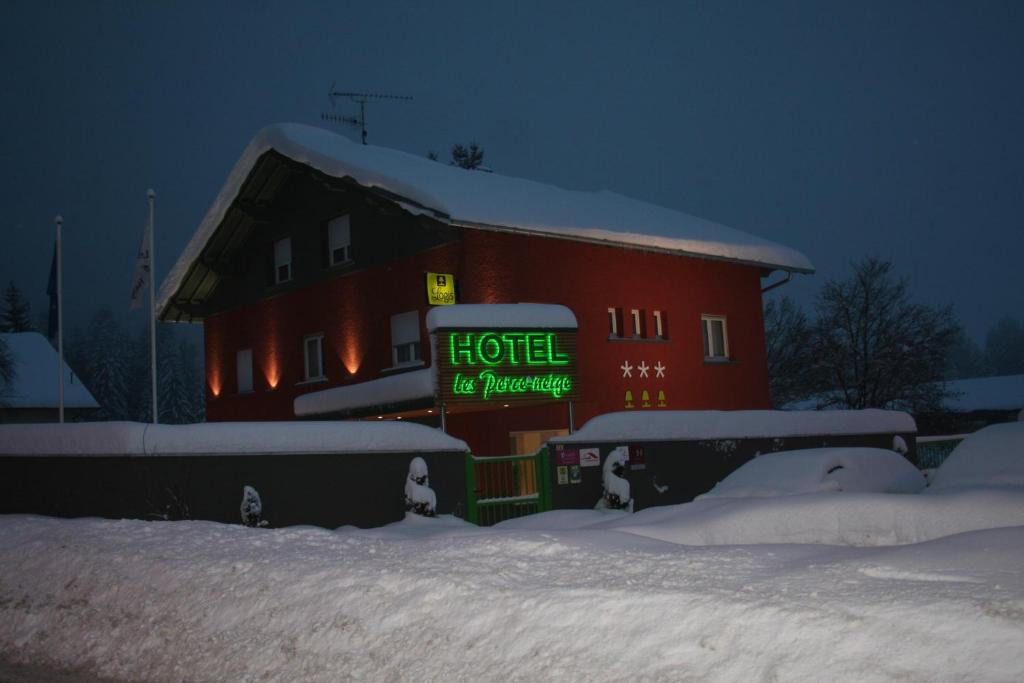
[55,215,64,423]
[598,447,632,511]
[147,190,158,423]
[240,485,266,527]
[404,456,437,517]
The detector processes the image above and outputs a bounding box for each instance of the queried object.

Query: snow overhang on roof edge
[158,123,815,318]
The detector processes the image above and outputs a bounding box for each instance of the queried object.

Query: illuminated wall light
[209,379,221,398]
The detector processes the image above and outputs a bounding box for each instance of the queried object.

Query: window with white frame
[303,334,325,380]
[390,311,422,367]
[328,215,351,266]
[701,315,729,360]
[630,308,645,338]
[653,310,667,339]
[236,348,253,393]
[274,237,292,284]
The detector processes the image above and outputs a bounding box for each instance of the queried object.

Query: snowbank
[943,374,1024,412]
[159,123,814,316]
[927,421,1024,491]
[698,447,926,499]
[553,409,916,443]
[425,303,578,331]
[0,420,467,456]
[0,515,1021,682]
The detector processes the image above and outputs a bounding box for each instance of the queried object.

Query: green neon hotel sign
[439,330,578,403]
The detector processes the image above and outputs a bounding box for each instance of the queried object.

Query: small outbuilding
[0,332,99,423]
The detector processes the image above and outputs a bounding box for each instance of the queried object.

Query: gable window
[630,309,646,338]
[701,315,729,360]
[653,310,667,339]
[607,307,623,339]
[390,311,422,367]
[236,348,253,393]
[328,215,351,266]
[274,238,292,284]
[303,334,325,380]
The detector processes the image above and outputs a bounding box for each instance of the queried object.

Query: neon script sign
[436,330,579,404]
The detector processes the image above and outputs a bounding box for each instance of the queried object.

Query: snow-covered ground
[0,423,1022,682]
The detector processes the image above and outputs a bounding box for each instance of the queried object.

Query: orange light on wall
[208,375,221,397]
[341,339,363,375]
[264,360,280,390]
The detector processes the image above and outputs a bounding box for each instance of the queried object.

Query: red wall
[204,231,771,455]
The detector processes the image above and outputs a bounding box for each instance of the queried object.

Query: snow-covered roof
[294,368,436,418]
[425,303,577,331]
[550,409,917,444]
[0,420,468,456]
[943,374,1024,412]
[0,332,99,409]
[158,123,814,317]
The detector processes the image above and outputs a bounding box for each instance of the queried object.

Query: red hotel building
[158,124,813,455]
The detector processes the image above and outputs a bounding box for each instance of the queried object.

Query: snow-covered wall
[0,420,468,456]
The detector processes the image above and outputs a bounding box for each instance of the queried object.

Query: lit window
[328,215,351,266]
[236,348,253,393]
[274,238,292,284]
[701,315,729,360]
[653,310,667,339]
[390,311,422,367]
[630,309,645,338]
[304,334,325,380]
[607,307,623,339]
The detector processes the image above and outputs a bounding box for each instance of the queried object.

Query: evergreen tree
[450,142,485,170]
[84,308,131,420]
[984,316,1024,376]
[158,325,191,424]
[1,282,33,332]
[177,336,205,422]
[0,336,14,401]
[945,328,989,379]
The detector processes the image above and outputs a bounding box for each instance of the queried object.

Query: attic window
[274,238,292,284]
[328,215,351,266]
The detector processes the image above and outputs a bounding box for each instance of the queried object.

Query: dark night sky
[1,1,1021,340]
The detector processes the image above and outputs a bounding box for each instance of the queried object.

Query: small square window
[274,238,292,284]
[236,348,253,393]
[328,215,351,266]
[304,334,324,380]
[701,315,729,360]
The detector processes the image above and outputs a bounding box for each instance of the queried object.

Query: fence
[916,434,967,469]
[465,448,552,526]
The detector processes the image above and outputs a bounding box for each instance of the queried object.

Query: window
[653,310,667,339]
[328,215,351,265]
[303,334,324,380]
[630,308,646,338]
[607,307,623,338]
[390,311,422,367]
[274,238,292,284]
[701,315,729,360]
[236,349,253,393]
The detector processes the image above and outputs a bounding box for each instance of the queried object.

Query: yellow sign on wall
[426,272,456,305]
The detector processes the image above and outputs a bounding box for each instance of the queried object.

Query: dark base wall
[550,432,917,512]
[0,451,467,529]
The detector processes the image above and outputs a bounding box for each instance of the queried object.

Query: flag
[46,244,58,341]
[130,213,152,310]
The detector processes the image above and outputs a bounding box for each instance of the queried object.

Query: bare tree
[811,256,958,412]
[763,296,815,407]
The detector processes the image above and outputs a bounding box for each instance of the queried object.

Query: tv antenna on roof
[322,85,413,145]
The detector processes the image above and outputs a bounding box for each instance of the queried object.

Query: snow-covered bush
[240,485,268,527]
[404,457,437,517]
[698,447,926,500]
[597,447,632,511]
[926,422,1024,492]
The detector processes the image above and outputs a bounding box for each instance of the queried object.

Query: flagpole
[55,215,64,424]
[148,189,158,424]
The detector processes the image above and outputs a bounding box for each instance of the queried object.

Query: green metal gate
[465,448,552,526]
